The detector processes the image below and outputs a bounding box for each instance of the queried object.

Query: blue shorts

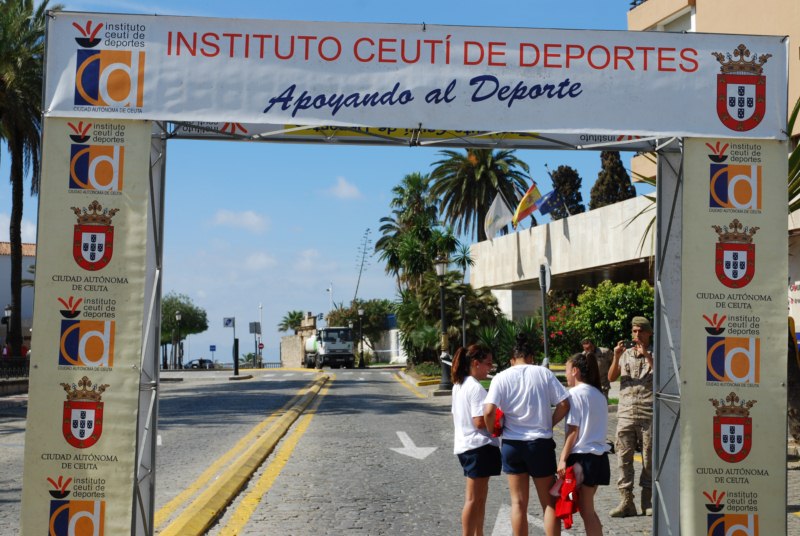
[457,444,502,478]
[501,438,557,478]
[567,452,610,487]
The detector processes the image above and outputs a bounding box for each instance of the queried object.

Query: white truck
[304,326,355,369]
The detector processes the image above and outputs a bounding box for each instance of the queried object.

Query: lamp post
[434,256,452,391]
[357,307,365,368]
[175,310,182,369]
[3,304,10,354]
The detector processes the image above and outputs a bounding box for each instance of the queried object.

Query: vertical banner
[680,138,787,535]
[20,118,151,535]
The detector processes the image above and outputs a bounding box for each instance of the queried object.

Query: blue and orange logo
[49,499,105,535]
[74,49,145,108]
[709,163,762,210]
[69,143,124,191]
[706,336,759,384]
[73,20,144,108]
[707,513,757,536]
[59,320,115,367]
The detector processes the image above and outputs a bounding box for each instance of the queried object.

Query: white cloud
[326,177,362,200]
[294,249,320,272]
[244,252,277,271]
[211,210,268,233]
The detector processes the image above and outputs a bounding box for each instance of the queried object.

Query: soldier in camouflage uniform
[607,316,654,518]
[581,337,612,399]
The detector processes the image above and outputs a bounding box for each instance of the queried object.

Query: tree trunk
[8,136,24,358]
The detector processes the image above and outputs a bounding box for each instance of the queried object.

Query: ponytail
[451,344,489,384]
[567,352,602,392]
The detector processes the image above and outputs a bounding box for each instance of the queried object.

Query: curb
[416,378,440,387]
[228,374,253,381]
[159,374,329,536]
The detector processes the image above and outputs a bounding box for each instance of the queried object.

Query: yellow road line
[392,372,427,398]
[218,379,333,535]
[159,375,329,536]
[153,386,310,529]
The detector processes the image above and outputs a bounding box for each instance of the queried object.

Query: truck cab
[304,327,355,369]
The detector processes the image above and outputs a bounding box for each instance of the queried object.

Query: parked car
[184,359,214,370]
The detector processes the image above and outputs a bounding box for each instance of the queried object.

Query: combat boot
[641,488,653,516]
[609,490,637,518]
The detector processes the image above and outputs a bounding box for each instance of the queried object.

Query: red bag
[492,408,504,437]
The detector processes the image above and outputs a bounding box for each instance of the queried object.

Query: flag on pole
[484,194,514,239]
[534,190,560,215]
[511,184,542,228]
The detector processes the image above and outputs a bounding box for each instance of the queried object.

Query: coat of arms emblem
[712,44,771,132]
[71,200,119,271]
[712,218,758,289]
[709,391,756,463]
[60,376,109,449]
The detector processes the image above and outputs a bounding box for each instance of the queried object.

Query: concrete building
[471,196,654,320]
[0,242,35,348]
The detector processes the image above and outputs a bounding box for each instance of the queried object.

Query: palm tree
[375,172,439,291]
[451,243,474,283]
[0,0,57,356]
[429,149,530,242]
[277,310,305,334]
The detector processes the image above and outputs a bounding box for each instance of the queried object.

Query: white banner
[45,13,788,139]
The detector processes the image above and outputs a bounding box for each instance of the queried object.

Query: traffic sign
[258,342,264,350]
[210,345,216,352]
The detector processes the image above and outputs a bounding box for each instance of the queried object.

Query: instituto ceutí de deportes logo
[49,499,105,536]
[59,319,115,368]
[712,218,758,289]
[709,392,756,464]
[73,20,145,108]
[71,200,118,271]
[60,376,109,449]
[706,336,759,384]
[713,44,770,132]
[706,142,761,210]
[68,123,124,192]
[707,513,758,536]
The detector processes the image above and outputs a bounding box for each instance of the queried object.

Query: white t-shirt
[566,382,611,455]
[484,364,569,441]
[452,376,498,454]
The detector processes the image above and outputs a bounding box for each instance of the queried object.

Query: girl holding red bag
[557,352,611,536]
[451,344,501,536]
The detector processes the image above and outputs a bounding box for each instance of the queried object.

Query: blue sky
[0,0,653,363]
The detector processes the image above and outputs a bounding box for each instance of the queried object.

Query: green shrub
[571,280,655,349]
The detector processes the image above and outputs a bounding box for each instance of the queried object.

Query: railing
[0,357,30,379]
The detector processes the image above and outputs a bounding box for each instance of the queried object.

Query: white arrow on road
[389,431,437,460]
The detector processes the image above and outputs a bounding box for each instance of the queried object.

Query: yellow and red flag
[511,184,542,228]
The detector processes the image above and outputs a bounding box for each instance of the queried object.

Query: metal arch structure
[24,12,789,536]
[654,149,684,536]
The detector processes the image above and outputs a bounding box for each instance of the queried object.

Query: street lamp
[3,304,10,354]
[357,307,365,368]
[175,310,182,369]
[434,256,452,391]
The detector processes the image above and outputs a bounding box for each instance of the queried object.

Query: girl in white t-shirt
[451,344,500,536]
[484,335,570,536]
[558,352,612,536]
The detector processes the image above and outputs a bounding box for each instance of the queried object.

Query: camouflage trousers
[615,417,652,491]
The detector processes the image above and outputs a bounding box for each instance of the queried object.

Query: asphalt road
[4,368,800,534]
